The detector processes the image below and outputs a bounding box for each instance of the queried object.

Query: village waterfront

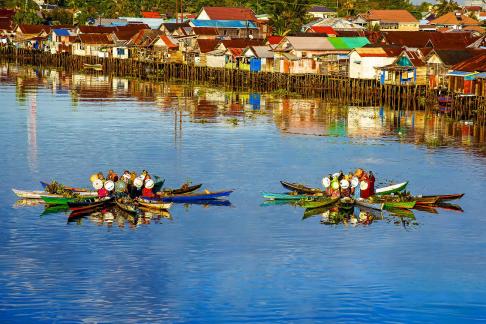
[1,64,486,322]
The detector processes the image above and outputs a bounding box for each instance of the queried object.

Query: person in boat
[129,177,144,199]
[142,179,155,198]
[368,171,376,196]
[359,171,372,199]
[115,176,127,197]
[93,179,109,198]
[330,175,341,199]
[107,170,118,182]
[97,172,105,181]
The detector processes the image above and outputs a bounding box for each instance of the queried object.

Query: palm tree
[433,0,460,17]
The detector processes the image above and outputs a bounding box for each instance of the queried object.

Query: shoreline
[1,47,485,123]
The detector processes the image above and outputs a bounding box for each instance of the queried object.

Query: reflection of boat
[303,206,333,219]
[261,200,299,207]
[139,207,172,220]
[436,202,464,212]
[116,198,138,214]
[14,198,44,207]
[41,205,70,215]
[414,205,439,214]
[280,181,324,195]
[386,208,416,219]
[162,183,202,195]
[375,181,408,195]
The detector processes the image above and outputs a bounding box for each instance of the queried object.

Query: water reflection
[2,63,484,157]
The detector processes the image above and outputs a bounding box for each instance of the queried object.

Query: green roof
[328,37,370,50]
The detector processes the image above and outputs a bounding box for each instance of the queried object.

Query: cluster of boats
[262,180,464,215]
[12,180,234,218]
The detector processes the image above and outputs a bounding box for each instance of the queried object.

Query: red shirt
[142,187,155,198]
[97,188,109,198]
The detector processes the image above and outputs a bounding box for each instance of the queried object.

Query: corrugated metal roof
[447,70,475,76]
[452,52,486,72]
[328,37,369,49]
[53,29,70,36]
[284,36,334,51]
[190,20,257,29]
[200,7,257,21]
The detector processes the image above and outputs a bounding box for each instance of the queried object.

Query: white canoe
[137,199,173,210]
[375,181,408,195]
[12,189,97,199]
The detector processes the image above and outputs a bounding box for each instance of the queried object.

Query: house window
[117,48,125,55]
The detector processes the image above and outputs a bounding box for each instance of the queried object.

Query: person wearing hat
[107,169,118,182]
[142,179,155,198]
[368,171,376,196]
[93,179,109,198]
[97,172,105,181]
[129,176,144,199]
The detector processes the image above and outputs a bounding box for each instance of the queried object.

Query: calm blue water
[1,65,486,323]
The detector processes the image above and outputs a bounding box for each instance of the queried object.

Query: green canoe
[40,196,95,205]
[375,181,408,195]
[383,201,416,209]
[300,198,339,210]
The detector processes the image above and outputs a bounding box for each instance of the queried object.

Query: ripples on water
[0,64,486,322]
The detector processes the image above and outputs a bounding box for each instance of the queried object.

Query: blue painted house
[378,50,427,85]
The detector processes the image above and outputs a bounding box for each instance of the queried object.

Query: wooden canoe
[413,196,440,206]
[300,198,339,210]
[262,192,320,200]
[280,181,324,195]
[420,193,464,202]
[41,196,94,205]
[67,196,114,211]
[13,189,61,199]
[145,190,234,203]
[375,181,408,195]
[384,201,416,209]
[161,183,202,195]
[355,199,384,211]
[137,200,173,210]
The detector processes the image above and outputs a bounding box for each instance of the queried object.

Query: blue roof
[474,72,486,79]
[53,29,70,36]
[191,20,257,29]
[447,71,474,77]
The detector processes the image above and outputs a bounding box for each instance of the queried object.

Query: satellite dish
[249,34,254,39]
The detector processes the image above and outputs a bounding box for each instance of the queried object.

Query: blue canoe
[141,190,234,203]
[262,192,318,200]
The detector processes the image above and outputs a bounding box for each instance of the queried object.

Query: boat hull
[375,181,408,195]
[280,181,324,195]
[384,201,416,209]
[145,190,234,203]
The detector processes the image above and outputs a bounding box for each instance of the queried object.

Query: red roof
[309,26,337,35]
[0,9,15,18]
[267,35,283,45]
[142,11,161,19]
[197,39,220,53]
[200,7,257,21]
[381,31,479,49]
[192,27,219,36]
[464,6,482,11]
[452,52,486,72]
[227,47,243,57]
[79,33,113,45]
[17,24,51,35]
[159,35,178,49]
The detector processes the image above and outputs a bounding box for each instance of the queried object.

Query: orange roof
[141,11,161,18]
[158,35,178,49]
[200,7,257,21]
[79,33,113,45]
[464,6,482,11]
[452,52,486,72]
[462,25,486,34]
[366,10,418,23]
[430,12,480,26]
[309,26,337,35]
[227,47,244,58]
[480,12,486,17]
[267,36,283,45]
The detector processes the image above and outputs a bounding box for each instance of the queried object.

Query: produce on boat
[40,181,88,192]
[115,198,138,214]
